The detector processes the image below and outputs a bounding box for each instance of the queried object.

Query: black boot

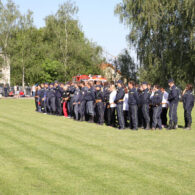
[185,123,191,130]
[168,121,173,130]
[145,123,150,130]
[173,122,177,129]
[89,116,94,123]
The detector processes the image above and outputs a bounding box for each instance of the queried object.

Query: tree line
[115,0,195,88]
[0,0,103,87]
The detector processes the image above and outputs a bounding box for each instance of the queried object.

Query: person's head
[109,84,116,92]
[45,83,49,88]
[80,81,85,88]
[63,85,68,91]
[161,87,165,92]
[50,83,54,88]
[186,84,193,91]
[128,81,135,89]
[96,85,101,91]
[54,81,58,87]
[60,83,64,88]
[74,83,79,89]
[168,79,174,87]
[153,85,160,92]
[37,85,41,90]
[117,80,123,88]
[96,81,101,86]
[89,81,94,86]
[86,82,91,89]
[142,82,148,90]
[124,87,128,94]
[147,84,151,90]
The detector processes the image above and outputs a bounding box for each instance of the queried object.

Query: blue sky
[4,0,135,59]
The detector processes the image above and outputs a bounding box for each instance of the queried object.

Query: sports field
[0,99,194,195]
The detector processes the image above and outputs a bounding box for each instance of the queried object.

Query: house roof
[100,63,122,75]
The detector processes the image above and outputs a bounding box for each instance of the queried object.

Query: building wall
[0,53,10,85]
[102,66,122,82]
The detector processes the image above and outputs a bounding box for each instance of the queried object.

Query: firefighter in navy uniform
[85,82,95,123]
[79,82,88,121]
[48,83,56,114]
[54,82,63,116]
[150,85,163,130]
[40,83,46,113]
[95,85,104,125]
[140,82,151,130]
[128,81,139,130]
[115,80,125,130]
[182,84,194,130]
[72,83,81,121]
[167,79,180,129]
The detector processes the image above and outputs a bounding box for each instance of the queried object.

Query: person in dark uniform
[137,85,144,128]
[54,81,63,116]
[72,83,81,121]
[140,82,151,130]
[115,80,125,130]
[48,83,56,114]
[85,82,95,123]
[35,85,41,112]
[44,83,50,113]
[79,81,87,121]
[182,84,194,130]
[68,83,76,118]
[150,85,163,130]
[128,81,139,130]
[39,83,46,113]
[167,79,180,129]
[95,85,104,125]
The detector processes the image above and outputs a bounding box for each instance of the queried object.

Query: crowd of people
[34,79,194,130]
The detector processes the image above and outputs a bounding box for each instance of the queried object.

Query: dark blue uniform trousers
[142,104,150,127]
[184,108,192,127]
[152,106,162,128]
[95,102,104,124]
[169,102,178,125]
[129,105,138,129]
[116,104,125,129]
[74,103,80,120]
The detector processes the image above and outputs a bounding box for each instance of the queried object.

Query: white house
[0,51,10,85]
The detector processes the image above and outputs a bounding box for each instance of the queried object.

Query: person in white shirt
[123,87,129,127]
[161,87,169,128]
[107,84,117,127]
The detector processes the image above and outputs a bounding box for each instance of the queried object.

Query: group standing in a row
[35,79,194,130]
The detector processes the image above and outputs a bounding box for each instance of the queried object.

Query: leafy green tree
[115,0,195,87]
[0,0,20,84]
[116,49,137,82]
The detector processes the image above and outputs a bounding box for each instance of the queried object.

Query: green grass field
[0,99,194,195]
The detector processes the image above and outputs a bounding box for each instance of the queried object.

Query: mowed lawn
[0,99,194,195]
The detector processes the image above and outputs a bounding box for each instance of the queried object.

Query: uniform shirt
[182,90,194,110]
[140,88,150,105]
[150,90,163,106]
[72,88,80,103]
[95,90,104,101]
[85,87,95,102]
[162,91,169,108]
[128,87,139,105]
[123,93,129,111]
[109,90,117,108]
[115,87,125,104]
[168,85,179,103]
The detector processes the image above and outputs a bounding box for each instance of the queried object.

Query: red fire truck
[72,75,107,83]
